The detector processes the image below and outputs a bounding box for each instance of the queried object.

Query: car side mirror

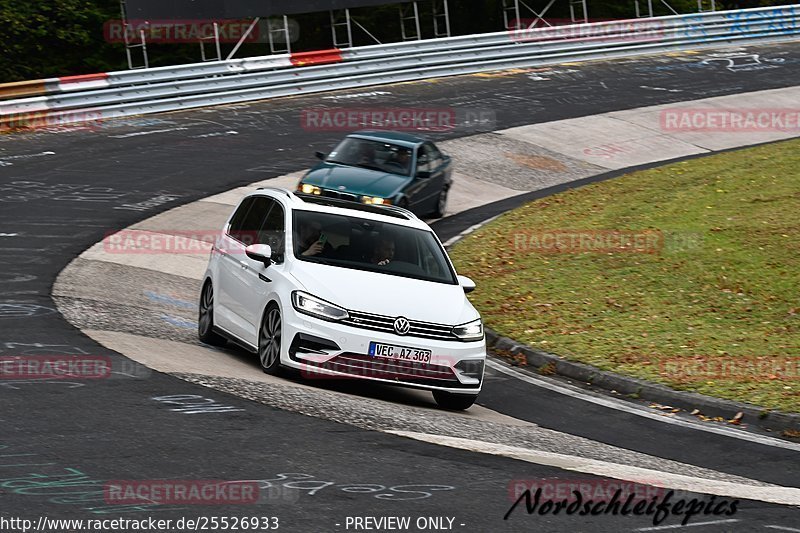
[457,275,476,294]
[315,151,326,160]
[417,170,431,179]
[246,244,273,267]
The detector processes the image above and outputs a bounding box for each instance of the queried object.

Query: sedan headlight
[299,183,321,195]
[292,291,349,321]
[452,318,483,341]
[361,196,390,205]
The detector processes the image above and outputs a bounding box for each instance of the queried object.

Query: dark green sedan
[297,131,453,218]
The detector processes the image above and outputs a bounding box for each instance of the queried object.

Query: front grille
[342,310,456,341]
[321,189,358,202]
[302,352,474,388]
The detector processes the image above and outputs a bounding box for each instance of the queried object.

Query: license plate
[369,342,431,363]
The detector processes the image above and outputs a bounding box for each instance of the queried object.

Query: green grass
[450,139,800,413]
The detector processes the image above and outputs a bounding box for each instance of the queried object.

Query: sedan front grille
[342,310,455,341]
[321,189,358,202]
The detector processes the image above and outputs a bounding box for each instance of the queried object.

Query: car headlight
[299,184,321,195]
[292,291,349,321]
[361,196,390,205]
[452,318,483,341]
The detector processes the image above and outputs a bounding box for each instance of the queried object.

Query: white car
[198,188,486,410]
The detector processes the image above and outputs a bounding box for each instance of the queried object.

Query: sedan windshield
[292,210,456,285]
[327,137,413,176]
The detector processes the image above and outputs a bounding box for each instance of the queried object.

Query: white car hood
[290,261,478,325]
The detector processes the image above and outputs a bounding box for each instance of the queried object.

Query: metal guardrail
[1,5,798,127]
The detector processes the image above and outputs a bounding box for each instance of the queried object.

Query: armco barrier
[1,5,798,129]
[0,79,48,99]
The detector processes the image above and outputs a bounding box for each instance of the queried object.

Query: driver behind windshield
[386,148,411,174]
[370,235,396,266]
[355,142,375,166]
[297,219,333,257]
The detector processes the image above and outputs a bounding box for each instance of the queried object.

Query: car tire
[259,304,283,375]
[432,391,478,410]
[431,187,448,218]
[198,281,227,347]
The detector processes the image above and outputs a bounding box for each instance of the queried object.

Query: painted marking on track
[640,86,683,93]
[486,359,800,453]
[635,519,741,531]
[0,381,85,390]
[766,527,800,532]
[109,127,189,139]
[233,473,454,500]
[145,291,195,309]
[0,151,56,166]
[152,394,245,414]
[0,444,168,514]
[0,303,57,319]
[160,314,197,329]
[2,342,88,355]
[0,233,18,237]
[190,130,239,139]
[0,151,55,161]
[385,430,800,506]
[0,273,36,283]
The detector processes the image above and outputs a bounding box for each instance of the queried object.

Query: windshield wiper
[352,163,385,172]
[326,160,390,173]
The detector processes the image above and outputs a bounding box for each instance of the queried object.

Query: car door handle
[239,261,248,270]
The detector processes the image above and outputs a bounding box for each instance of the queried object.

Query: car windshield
[326,137,413,176]
[292,210,457,285]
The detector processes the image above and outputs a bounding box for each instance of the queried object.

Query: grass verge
[450,139,800,413]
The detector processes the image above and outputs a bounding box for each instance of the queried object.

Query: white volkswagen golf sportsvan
[199,188,485,410]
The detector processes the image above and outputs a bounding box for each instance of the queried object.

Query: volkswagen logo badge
[393,317,410,336]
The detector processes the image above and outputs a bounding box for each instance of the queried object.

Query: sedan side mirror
[315,151,327,160]
[457,275,476,294]
[246,244,273,267]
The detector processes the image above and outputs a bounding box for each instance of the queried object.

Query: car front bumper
[281,307,485,394]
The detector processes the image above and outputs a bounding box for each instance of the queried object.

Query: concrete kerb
[486,327,800,434]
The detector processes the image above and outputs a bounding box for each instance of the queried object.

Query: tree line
[0,0,785,82]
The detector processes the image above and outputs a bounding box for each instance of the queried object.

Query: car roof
[248,188,432,231]
[348,130,428,148]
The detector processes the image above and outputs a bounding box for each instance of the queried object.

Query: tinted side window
[227,197,255,241]
[416,147,430,173]
[229,197,271,245]
[258,201,286,263]
[423,143,443,169]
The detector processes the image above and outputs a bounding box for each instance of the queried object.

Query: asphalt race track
[1,43,800,532]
